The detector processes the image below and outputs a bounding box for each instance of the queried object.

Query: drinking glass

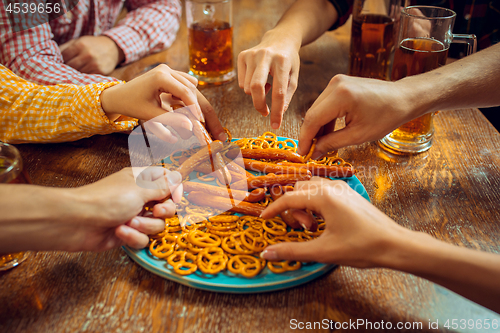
[379,6,476,154]
[349,0,409,80]
[0,142,31,271]
[186,0,235,85]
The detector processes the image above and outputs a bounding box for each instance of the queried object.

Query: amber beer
[389,38,448,143]
[188,19,233,81]
[349,13,395,80]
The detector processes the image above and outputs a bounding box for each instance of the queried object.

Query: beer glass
[186,0,235,85]
[379,6,476,154]
[0,142,31,271]
[349,0,408,80]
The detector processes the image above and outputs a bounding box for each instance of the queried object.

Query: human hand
[101,65,226,142]
[260,177,409,267]
[65,167,183,252]
[238,30,301,129]
[297,74,418,158]
[60,35,125,75]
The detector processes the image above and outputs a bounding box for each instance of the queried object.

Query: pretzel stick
[187,191,265,217]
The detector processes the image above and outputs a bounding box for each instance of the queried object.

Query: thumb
[260,238,325,262]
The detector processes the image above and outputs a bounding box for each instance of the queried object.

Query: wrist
[100,35,125,66]
[395,75,440,121]
[262,28,302,51]
[100,83,123,122]
[376,227,443,272]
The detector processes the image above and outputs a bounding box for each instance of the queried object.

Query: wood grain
[1,1,500,332]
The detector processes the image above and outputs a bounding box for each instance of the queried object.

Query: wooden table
[2,1,500,332]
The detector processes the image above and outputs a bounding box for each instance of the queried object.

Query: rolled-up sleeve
[103,0,182,64]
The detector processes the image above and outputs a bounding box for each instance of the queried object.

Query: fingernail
[218,133,228,142]
[271,122,279,129]
[260,249,278,260]
[301,223,309,231]
[167,171,182,187]
[310,151,323,160]
[159,208,168,216]
[130,218,140,228]
[181,120,193,131]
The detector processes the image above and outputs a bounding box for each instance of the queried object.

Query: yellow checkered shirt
[0,65,137,143]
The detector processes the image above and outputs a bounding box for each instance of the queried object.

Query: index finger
[270,64,292,129]
[197,90,226,142]
[155,71,199,115]
[261,189,326,219]
[297,92,338,156]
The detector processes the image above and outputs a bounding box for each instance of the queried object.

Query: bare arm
[298,43,500,156]
[237,0,338,129]
[0,167,182,253]
[261,178,500,314]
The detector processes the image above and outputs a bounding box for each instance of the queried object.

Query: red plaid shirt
[0,0,181,85]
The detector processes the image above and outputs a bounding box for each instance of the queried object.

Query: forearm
[398,43,500,119]
[104,0,181,64]
[264,0,338,48]
[0,185,91,252]
[383,230,500,313]
[0,66,136,143]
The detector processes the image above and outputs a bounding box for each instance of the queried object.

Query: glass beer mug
[186,0,235,85]
[349,0,408,80]
[379,6,476,154]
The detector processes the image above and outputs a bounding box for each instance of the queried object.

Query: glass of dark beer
[349,0,409,81]
[379,6,476,154]
[0,142,31,271]
[186,0,235,85]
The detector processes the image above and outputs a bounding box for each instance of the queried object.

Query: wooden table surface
[2,1,500,332]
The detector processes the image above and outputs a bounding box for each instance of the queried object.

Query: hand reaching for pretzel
[260,177,404,267]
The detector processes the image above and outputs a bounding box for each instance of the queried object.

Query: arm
[260,178,500,314]
[297,43,500,157]
[238,0,345,129]
[0,8,116,85]
[0,64,210,144]
[0,167,183,252]
[103,0,182,65]
[59,0,182,75]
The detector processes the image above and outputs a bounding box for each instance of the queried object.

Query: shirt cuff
[71,81,138,134]
[327,0,353,31]
[103,25,145,65]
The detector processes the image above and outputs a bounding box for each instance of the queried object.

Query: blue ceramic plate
[123,137,370,293]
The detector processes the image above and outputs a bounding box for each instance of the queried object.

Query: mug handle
[452,34,477,56]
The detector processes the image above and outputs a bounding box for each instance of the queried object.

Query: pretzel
[221,237,242,255]
[167,251,198,275]
[227,255,263,278]
[262,218,288,236]
[243,159,310,175]
[197,247,228,275]
[188,230,222,248]
[234,172,312,190]
[187,191,266,217]
[238,216,264,231]
[229,232,255,254]
[285,231,313,242]
[241,229,267,252]
[305,222,326,237]
[267,260,302,274]
[147,131,352,278]
[277,161,356,178]
[303,138,317,162]
[226,148,304,163]
[149,235,178,258]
